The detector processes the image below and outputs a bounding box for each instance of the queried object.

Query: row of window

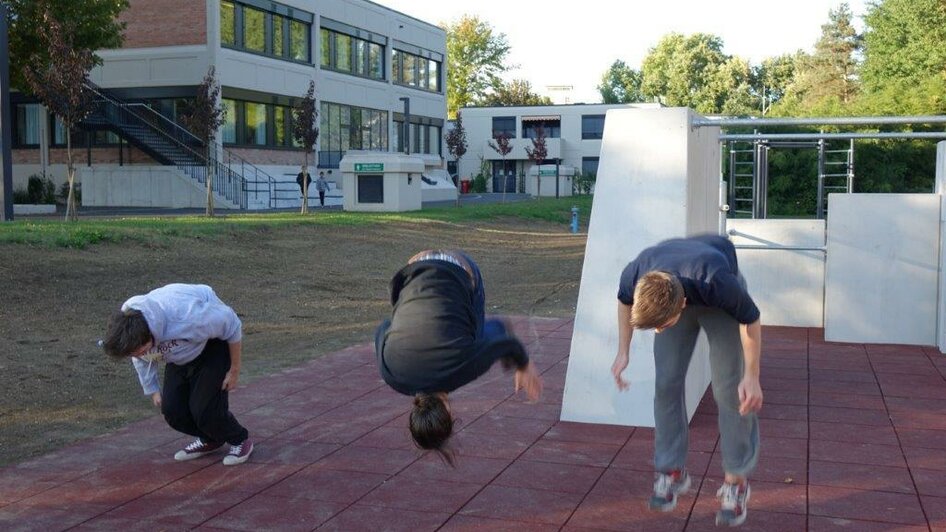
[221,1,310,63]
[13,103,121,147]
[221,99,297,148]
[392,121,442,157]
[392,49,440,92]
[320,28,384,80]
[489,115,607,140]
[319,102,389,167]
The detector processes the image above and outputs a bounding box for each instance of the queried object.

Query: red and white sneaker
[222,439,254,466]
[649,469,691,512]
[173,438,223,461]
[716,481,751,527]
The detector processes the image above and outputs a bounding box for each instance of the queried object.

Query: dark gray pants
[653,306,759,477]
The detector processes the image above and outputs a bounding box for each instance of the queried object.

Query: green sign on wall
[538,169,558,176]
[354,163,384,172]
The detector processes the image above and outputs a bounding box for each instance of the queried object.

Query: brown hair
[631,271,685,329]
[409,393,456,466]
[103,309,152,358]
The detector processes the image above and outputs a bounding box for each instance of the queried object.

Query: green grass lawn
[0,196,594,248]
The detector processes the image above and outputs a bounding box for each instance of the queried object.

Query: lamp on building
[0,2,14,221]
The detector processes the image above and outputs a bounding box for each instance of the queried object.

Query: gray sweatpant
[652,305,760,477]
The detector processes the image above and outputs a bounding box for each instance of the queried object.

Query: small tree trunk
[65,131,77,221]
[455,160,461,208]
[536,175,541,200]
[205,145,214,217]
[301,152,309,215]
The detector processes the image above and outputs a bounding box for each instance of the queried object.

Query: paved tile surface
[1,319,944,531]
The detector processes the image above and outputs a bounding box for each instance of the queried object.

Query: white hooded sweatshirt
[122,284,242,395]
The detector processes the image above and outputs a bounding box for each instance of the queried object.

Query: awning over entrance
[521,115,561,122]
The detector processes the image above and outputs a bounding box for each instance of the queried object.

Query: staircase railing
[83,82,278,209]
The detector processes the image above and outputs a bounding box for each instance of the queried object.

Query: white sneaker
[222,439,254,466]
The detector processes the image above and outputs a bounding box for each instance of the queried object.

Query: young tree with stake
[487,131,512,203]
[293,81,319,214]
[445,111,468,207]
[180,67,225,217]
[525,125,547,200]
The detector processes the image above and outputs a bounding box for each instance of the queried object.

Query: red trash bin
[460,179,471,194]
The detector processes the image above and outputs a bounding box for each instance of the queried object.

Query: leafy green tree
[22,9,95,222]
[750,53,800,115]
[441,15,511,118]
[480,79,552,107]
[640,33,753,115]
[6,0,128,91]
[776,4,860,116]
[597,60,644,103]
[859,0,946,114]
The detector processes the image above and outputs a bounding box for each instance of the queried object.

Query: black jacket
[376,261,528,395]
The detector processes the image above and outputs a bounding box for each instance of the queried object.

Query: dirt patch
[0,218,586,466]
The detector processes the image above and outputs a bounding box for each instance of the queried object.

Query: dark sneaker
[649,469,691,511]
[173,438,223,461]
[716,481,751,527]
[222,439,254,466]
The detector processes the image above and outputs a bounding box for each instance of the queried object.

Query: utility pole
[1,2,14,221]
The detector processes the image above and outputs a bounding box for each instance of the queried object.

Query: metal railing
[83,81,280,209]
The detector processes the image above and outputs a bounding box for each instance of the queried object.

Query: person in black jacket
[375,250,542,462]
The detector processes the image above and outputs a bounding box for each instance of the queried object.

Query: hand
[737,375,763,415]
[222,367,240,391]
[151,392,162,407]
[611,352,630,391]
[514,362,543,401]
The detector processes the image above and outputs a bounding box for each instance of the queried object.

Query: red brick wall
[120,0,207,49]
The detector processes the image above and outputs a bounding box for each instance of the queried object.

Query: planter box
[13,204,57,215]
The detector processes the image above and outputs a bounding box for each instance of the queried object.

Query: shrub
[573,171,596,195]
[472,173,487,193]
[59,181,81,205]
[25,175,57,204]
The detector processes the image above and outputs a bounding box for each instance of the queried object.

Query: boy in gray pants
[611,235,763,527]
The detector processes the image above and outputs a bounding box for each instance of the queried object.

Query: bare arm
[611,301,634,390]
[737,319,763,415]
[222,340,242,391]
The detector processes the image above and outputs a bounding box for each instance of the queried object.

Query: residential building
[10,0,447,209]
[454,103,659,196]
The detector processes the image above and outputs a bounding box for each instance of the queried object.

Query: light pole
[1,2,14,221]
[398,96,410,155]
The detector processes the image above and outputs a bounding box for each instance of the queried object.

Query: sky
[373,0,870,104]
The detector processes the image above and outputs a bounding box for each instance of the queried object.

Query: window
[14,104,42,146]
[244,102,267,145]
[222,99,237,143]
[492,116,516,138]
[243,7,265,52]
[393,120,441,155]
[220,1,236,46]
[582,114,605,140]
[220,1,311,63]
[582,157,600,177]
[319,102,388,168]
[320,27,385,81]
[523,118,561,139]
[392,48,442,92]
[222,99,293,148]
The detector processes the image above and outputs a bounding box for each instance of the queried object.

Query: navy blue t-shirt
[617,235,760,324]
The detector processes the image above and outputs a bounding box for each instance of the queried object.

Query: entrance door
[491,161,516,193]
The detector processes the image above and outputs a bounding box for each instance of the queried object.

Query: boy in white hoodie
[103,283,253,465]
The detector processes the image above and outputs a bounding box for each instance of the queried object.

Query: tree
[524,125,547,199]
[445,111,468,206]
[292,81,319,215]
[750,53,800,115]
[180,67,225,217]
[442,15,512,117]
[488,132,512,202]
[597,60,644,104]
[859,0,946,114]
[22,9,95,222]
[480,79,552,107]
[6,0,128,91]
[777,4,860,115]
[640,33,753,115]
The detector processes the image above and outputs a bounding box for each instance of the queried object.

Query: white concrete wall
[93,46,212,88]
[525,165,574,197]
[81,166,238,209]
[561,108,717,428]
[728,219,826,327]
[938,142,946,353]
[825,193,940,345]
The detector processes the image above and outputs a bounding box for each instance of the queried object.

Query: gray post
[399,97,410,155]
[0,3,13,221]
[555,159,560,198]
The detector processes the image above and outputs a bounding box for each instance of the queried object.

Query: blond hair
[631,271,684,329]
